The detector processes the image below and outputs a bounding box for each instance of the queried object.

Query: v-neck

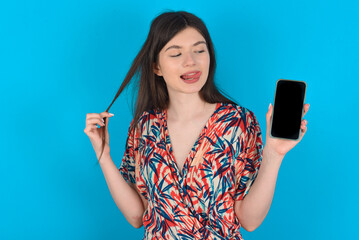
[163,102,221,178]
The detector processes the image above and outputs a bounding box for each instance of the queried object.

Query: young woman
[84,11,310,240]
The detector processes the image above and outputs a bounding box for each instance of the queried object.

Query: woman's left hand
[265,103,310,157]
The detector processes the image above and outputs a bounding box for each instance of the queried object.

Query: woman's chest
[136,122,243,203]
[166,120,205,173]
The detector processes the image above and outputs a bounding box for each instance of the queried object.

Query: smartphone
[270,79,307,140]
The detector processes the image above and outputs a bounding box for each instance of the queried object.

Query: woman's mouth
[180,71,202,83]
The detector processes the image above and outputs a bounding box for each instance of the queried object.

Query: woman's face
[154,27,210,96]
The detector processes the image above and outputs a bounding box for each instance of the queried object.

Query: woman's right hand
[84,111,114,161]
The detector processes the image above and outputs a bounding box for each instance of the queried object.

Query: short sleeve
[119,119,138,185]
[234,110,264,201]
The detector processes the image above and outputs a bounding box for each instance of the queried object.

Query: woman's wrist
[262,145,285,167]
[98,152,112,165]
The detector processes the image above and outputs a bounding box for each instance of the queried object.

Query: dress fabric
[119,102,263,240]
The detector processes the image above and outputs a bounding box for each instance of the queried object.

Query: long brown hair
[97,10,238,162]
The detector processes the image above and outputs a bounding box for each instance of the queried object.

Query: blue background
[1,0,358,239]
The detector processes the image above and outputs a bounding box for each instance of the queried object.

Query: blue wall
[1,0,358,239]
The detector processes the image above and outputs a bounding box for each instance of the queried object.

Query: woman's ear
[153,63,163,76]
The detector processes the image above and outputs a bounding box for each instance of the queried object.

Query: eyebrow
[165,41,207,52]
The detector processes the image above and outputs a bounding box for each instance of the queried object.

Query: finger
[86,112,114,124]
[87,118,105,127]
[99,111,115,119]
[86,112,114,118]
[84,124,99,134]
[302,104,310,117]
[86,113,101,118]
[89,124,100,131]
[301,124,307,132]
[298,125,307,141]
[266,103,273,129]
[86,115,103,126]
[265,103,273,137]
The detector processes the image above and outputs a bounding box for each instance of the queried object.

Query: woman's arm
[99,154,145,228]
[234,146,283,232]
[235,103,310,231]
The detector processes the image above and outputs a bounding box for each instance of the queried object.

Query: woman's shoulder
[128,107,164,136]
[220,102,259,127]
[139,107,165,125]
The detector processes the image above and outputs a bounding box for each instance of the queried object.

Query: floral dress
[119,102,263,240]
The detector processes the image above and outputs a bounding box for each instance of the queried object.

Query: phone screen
[270,79,307,140]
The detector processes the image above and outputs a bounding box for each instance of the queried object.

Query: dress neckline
[163,102,222,178]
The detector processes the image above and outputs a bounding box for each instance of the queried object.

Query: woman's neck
[166,94,209,122]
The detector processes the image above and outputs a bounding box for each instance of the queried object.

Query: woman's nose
[182,52,196,67]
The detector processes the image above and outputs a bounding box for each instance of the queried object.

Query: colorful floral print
[119,102,263,239]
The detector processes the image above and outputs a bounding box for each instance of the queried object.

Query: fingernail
[109,113,114,116]
[268,103,271,109]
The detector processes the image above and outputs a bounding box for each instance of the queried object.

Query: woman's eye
[170,50,205,57]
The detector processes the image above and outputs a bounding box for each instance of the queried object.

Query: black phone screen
[271,79,306,140]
